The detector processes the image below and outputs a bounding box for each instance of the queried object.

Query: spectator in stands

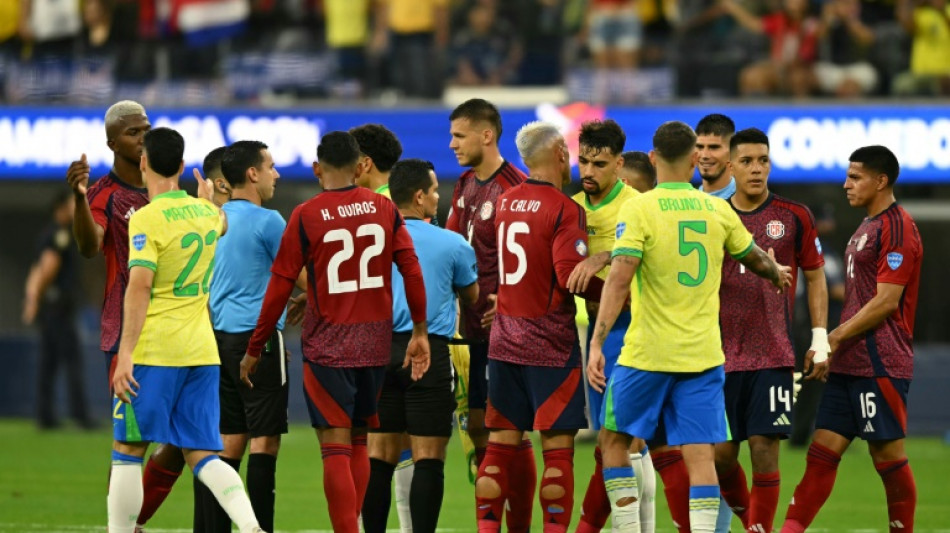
[325,0,372,90]
[449,3,523,86]
[584,0,642,69]
[892,0,950,96]
[512,0,565,84]
[373,0,449,98]
[814,0,880,97]
[17,0,82,58]
[722,0,822,97]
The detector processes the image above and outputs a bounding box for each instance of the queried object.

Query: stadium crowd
[36,95,922,533]
[0,0,947,104]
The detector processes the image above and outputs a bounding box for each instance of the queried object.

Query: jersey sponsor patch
[766,220,785,239]
[887,252,903,270]
[132,233,146,251]
[615,221,626,239]
[575,239,588,257]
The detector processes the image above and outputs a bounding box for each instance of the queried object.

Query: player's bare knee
[475,475,501,499]
[541,483,565,500]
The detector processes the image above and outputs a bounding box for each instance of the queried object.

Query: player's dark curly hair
[579,119,625,156]
[450,98,503,140]
[143,127,184,178]
[221,140,267,187]
[695,113,736,139]
[317,131,361,169]
[349,124,403,172]
[850,145,900,186]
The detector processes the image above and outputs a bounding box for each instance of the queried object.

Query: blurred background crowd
[1,0,948,105]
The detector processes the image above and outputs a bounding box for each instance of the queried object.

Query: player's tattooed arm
[738,245,792,290]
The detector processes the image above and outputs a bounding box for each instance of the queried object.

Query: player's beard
[700,166,727,183]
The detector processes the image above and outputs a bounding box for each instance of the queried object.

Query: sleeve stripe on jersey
[298,212,311,264]
[730,241,755,260]
[612,247,642,258]
[887,209,904,248]
[129,259,157,271]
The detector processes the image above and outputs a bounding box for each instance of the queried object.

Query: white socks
[394,451,414,533]
[630,450,657,533]
[107,462,143,533]
[196,456,261,533]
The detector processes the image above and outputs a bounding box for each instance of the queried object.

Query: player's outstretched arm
[587,254,638,392]
[828,282,905,354]
[567,251,611,294]
[803,267,831,381]
[67,154,105,257]
[113,266,153,403]
[738,245,793,291]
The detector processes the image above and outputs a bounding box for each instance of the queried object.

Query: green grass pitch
[1,419,948,532]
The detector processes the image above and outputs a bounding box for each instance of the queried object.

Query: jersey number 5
[174,230,218,297]
[324,223,385,294]
[678,221,708,287]
[497,221,529,286]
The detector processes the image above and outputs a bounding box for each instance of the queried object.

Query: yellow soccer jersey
[573,180,640,280]
[127,190,223,367]
[375,183,391,198]
[613,182,754,372]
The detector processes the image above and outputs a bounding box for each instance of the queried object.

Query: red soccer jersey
[488,181,590,368]
[85,172,149,352]
[445,161,526,341]
[720,194,824,372]
[248,186,425,367]
[832,203,922,379]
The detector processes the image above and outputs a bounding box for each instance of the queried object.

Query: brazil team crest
[132,234,146,251]
[887,252,903,270]
[766,220,785,239]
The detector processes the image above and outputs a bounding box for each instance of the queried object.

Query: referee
[202,140,290,533]
[362,159,479,533]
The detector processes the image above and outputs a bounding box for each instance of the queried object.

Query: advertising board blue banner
[1,103,947,183]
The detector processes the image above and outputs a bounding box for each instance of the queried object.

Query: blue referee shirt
[699,177,736,199]
[210,200,287,333]
[392,218,478,336]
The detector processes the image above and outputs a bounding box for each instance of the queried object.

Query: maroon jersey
[720,194,824,372]
[85,172,149,352]
[445,161,526,341]
[832,203,922,379]
[488,181,589,367]
[247,186,426,367]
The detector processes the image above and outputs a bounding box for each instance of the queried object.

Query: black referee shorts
[372,333,455,437]
[215,329,289,438]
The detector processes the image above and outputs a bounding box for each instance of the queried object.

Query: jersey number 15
[498,221,529,286]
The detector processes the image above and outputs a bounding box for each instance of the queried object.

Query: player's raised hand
[240,353,260,388]
[587,345,607,393]
[567,253,609,294]
[404,332,431,381]
[480,294,497,329]
[112,356,139,404]
[66,153,91,196]
[768,248,793,292]
[193,167,214,203]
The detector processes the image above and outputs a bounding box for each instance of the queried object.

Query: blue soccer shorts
[587,310,631,431]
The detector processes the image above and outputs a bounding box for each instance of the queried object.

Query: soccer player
[445,98,533,530]
[197,141,288,533]
[65,100,184,531]
[349,123,416,531]
[363,159,479,533]
[565,120,657,533]
[619,151,657,193]
[351,123,403,197]
[587,121,791,533]
[109,127,265,533]
[694,114,736,199]
[203,146,232,208]
[780,145,922,533]
[241,131,430,533]
[475,121,599,533]
[715,128,830,533]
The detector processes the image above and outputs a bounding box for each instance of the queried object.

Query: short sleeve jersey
[85,172,149,352]
[489,181,589,368]
[209,200,287,333]
[833,203,922,379]
[445,161,526,341]
[270,186,417,367]
[573,180,640,280]
[127,191,222,366]
[613,182,754,372]
[720,194,824,372]
[392,219,478,336]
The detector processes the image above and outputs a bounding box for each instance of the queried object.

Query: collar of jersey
[153,190,188,200]
[585,180,626,211]
[375,184,390,194]
[656,182,694,190]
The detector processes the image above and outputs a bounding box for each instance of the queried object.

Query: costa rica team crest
[857,233,868,251]
[479,201,493,220]
[575,239,588,257]
[766,220,785,239]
